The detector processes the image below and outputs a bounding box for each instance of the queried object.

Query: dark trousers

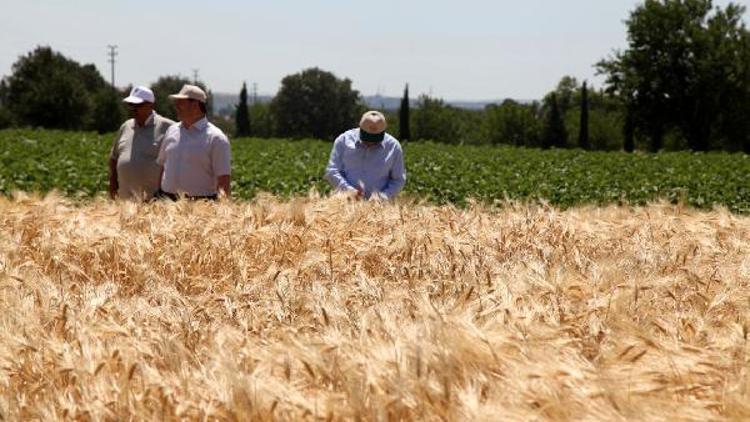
[155,189,218,201]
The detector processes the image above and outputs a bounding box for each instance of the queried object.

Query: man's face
[127,102,153,122]
[175,99,199,121]
[359,128,385,146]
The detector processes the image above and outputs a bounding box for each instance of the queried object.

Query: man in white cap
[325,111,406,200]
[109,86,175,200]
[156,84,231,200]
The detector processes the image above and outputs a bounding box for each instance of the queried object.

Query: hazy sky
[1,0,747,100]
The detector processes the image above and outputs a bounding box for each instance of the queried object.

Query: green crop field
[2,129,750,212]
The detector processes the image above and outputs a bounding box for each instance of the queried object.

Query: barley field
[1,193,749,420]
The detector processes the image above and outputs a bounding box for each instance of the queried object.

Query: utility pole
[252,82,258,104]
[192,69,200,84]
[107,45,118,87]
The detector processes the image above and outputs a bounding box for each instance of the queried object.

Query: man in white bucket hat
[109,85,175,200]
[325,110,406,200]
[156,84,231,200]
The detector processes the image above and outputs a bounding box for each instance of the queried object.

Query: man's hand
[343,187,363,201]
[217,175,231,199]
[368,192,388,201]
[353,181,367,201]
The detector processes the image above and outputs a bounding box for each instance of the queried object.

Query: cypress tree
[236,82,250,137]
[399,84,411,141]
[543,93,567,148]
[578,81,590,150]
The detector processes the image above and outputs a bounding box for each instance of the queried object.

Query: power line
[106,45,118,88]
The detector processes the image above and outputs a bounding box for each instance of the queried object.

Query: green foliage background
[3,129,750,213]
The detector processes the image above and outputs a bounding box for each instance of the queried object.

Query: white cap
[123,86,155,104]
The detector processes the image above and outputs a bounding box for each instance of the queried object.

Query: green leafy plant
[2,129,750,213]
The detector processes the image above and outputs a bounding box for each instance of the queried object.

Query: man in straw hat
[325,110,406,200]
[109,85,175,200]
[156,84,231,200]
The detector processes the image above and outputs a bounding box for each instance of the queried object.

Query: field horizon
[4,129,750,213]
[1,193,749,420]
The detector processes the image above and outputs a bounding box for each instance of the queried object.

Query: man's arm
[211,134,232,198]
[156,127,175,195]
[325,135,357,193]
[381,145,406,199]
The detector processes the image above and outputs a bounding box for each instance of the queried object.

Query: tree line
[0,47,215,134]
[1,0,749,152]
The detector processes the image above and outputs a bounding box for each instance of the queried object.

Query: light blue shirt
[325,128,406,199]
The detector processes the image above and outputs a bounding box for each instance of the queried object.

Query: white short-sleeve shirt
[157,117,231,196]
